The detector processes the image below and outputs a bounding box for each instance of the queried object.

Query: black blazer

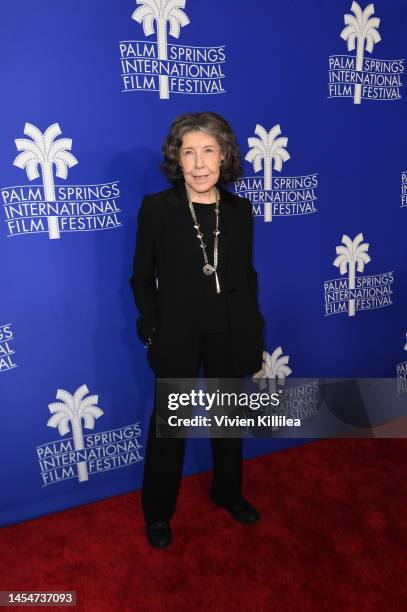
[129,180,266,375]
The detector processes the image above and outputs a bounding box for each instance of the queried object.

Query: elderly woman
[130,111,265,548]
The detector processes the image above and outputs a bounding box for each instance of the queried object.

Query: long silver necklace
[186,186,221,294]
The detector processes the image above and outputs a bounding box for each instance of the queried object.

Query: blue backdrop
[1,0,406,526]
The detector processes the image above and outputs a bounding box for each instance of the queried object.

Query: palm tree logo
[340,2,381,105]
[132,0,190,100]
[245,124,290,222]
[47,384,103,483]
[14,122,78,240]
[333,233,371,317]
[404,332,407,352]
[252,347,292,393]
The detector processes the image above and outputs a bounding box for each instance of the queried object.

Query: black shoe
[211,495,260,524]
[145,521,172,548]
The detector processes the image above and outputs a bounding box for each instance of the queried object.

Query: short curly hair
[160,111,244,185]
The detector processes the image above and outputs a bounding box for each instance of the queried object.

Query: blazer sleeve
[245,200,265,330]
[129,196,158,344]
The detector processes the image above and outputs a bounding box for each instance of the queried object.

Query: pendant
[203,264,215,275]
[215,271,221,293]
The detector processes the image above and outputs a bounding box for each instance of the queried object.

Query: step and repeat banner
[1,1,406,526]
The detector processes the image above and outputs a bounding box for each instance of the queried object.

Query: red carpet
[1,439,406,611]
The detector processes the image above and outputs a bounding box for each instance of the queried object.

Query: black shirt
[191,201,229,333]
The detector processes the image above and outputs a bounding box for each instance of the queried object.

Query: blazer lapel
[217,185,241,290]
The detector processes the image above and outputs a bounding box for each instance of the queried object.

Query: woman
[130,111,266,548]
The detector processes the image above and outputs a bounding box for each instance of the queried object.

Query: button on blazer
[129,180,266,375]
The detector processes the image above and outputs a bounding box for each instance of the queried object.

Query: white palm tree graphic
[132,0,190,99]
[245,124,290,222]
[252,347,292,393]
[14,122,78,240]
[404,333,407,352]
[47,384,103,483]
[340,2,381,105]
[333,233,371,317]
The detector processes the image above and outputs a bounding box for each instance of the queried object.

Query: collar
[167,180,237,208]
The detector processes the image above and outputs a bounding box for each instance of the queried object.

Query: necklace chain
[185,186,221,294]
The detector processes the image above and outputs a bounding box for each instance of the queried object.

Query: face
[179,130,224,200]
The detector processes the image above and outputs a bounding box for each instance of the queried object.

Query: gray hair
[160,111,244,184]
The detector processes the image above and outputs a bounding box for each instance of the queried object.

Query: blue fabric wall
[1,1,406,526]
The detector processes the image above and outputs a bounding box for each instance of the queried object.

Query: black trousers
[142,330,243,523]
